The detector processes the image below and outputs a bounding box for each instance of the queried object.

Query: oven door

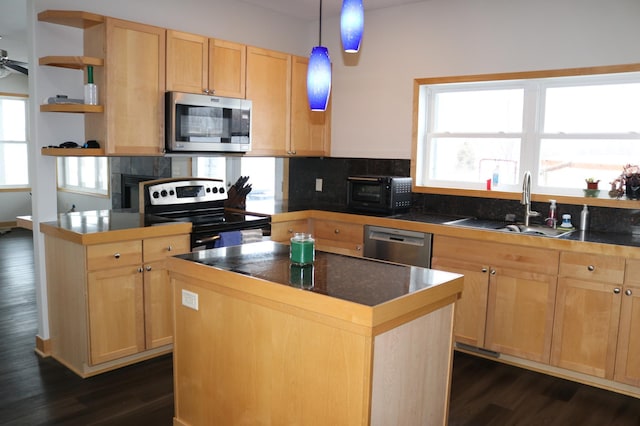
[191,213,270,251]
[166,91,252,153]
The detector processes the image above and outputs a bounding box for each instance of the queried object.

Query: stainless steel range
[140,177,270,250]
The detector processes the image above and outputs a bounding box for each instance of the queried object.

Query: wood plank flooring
[2,228,640,425]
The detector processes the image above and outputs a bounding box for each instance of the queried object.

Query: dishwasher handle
[366,227,426,247]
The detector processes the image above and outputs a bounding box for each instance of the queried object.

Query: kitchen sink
[444,217,574,238]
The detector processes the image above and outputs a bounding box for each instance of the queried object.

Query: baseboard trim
[35,335,52,357]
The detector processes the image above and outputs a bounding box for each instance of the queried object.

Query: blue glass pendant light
[307,0,331,111]
[340,0,364,53]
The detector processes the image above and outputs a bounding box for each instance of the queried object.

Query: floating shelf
[41,147,106,157]
[40,104,104,113]
[39,56,104,70]
[37,10,104,28]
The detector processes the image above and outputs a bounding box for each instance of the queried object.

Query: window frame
[0,93,29,189]
[411,63,640,209]
[56,156,110,197]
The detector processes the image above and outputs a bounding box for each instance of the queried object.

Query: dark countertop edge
[168,241,464,328]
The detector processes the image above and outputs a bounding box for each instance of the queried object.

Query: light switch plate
[181,289,199,311]
[315,178,323,192]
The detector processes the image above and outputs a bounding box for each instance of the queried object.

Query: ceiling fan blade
[4,62,28,75]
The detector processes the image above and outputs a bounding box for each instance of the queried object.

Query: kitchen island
[167,241,463,426]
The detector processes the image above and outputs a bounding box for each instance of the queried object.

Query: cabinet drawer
[433,235,559,275]
[87,241,142,271]
[559,252,625,284]
[143,235,190,263]
[271,220,310,241]
[313,220,363,244]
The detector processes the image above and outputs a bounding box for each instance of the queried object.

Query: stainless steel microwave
[347,175,412,214]
[165,91,252,153]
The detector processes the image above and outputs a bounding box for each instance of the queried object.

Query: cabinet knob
[334,229,340,234]
[614,288,621,294]
[114,253,121,259]
[490,269,496,275]
[288,228,294,234]
[167,245,173,252]
[146,265,152,271]
[626,289,633,296]
[137,267,143,273]
[481,267,488,273]
[356,245,362,251]
[587,265,595,271]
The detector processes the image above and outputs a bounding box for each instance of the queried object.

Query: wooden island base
[168,243,463,426]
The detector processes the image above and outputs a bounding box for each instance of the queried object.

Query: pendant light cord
[318,0,323,45]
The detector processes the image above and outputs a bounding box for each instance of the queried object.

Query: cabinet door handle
[145,265,152,271]
[626,289,633,296]
[114,253,121,259]
[587,265,595,271]
[167,245,173,252]
[614,288,621,294]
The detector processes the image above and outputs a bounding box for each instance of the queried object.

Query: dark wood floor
[2,228,640,425]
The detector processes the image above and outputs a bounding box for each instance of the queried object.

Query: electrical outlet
[315,178,323,192]
[181,289,199,311]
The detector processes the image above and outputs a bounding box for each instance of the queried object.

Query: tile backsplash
[288,157,638,234]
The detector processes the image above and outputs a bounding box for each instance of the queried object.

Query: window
[0,95,29,188]
[194,156,283,204]
[414,66,640,196]
[57,157,109,196]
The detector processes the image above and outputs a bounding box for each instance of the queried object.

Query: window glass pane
[195,157,226,180]
[429,137,521,185]
[241,157,275,200]
[0,143,29,186]
[433,89,524,133]
[539,138,638,189]
[544,83,640,133]
[0,98,26,141]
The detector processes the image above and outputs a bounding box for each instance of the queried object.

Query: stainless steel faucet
[521,171,540,226]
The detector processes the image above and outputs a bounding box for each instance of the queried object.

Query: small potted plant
[624,164,640,199]
[585,178,600,190]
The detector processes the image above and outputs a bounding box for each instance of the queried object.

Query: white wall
[324,0,640,159]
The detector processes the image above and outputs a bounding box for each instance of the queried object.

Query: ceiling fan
[0,49,28,78]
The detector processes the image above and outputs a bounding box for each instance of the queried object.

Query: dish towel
[241,229,263,244]
[213,231,242,248]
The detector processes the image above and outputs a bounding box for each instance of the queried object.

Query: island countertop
[169,240,463,333]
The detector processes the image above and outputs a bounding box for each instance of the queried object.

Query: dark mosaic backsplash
[288,157,640,234]
[110,157,172,209]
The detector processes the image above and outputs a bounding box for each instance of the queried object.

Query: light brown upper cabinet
[166,30,246,99]
[290,55,331,157]
[245,46,292,156]
[84,18,167,155]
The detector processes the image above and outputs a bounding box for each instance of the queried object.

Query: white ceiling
[238,0,425,20]
[0,0,425,68]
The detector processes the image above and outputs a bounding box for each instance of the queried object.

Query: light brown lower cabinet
[614,263,640,386]
[45,233,189,377]
[550,252,625,379]
[432,235,558,363]
[271,218,364,257]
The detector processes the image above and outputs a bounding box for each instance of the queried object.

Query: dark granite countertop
[40,210,177,234]
[175,241,462,307]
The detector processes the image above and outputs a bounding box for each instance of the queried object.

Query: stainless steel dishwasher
[363,225,432,267]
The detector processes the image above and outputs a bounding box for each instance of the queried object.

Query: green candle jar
[290,233,315,265]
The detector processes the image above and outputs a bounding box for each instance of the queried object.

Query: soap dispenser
[580,205,589,231]
[546,199,557,228]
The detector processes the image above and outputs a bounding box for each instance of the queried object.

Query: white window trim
[412,63,640,204]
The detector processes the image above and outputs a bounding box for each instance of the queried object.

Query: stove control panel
[146,179,227,206]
